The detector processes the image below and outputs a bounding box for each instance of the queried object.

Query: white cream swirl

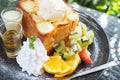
[16,38,49,76]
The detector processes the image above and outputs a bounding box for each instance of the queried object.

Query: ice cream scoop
[37,0,68,22]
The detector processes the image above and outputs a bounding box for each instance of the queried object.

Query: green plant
[106,0,120,17]
[67,0,120,18]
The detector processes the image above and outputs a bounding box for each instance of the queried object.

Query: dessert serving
[16,0,94,78]
[0,0,95,79]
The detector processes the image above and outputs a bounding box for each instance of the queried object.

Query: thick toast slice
[17,0,79,54]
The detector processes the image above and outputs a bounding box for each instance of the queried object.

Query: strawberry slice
[78,48,92,65]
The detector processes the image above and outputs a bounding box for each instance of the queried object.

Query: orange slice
[43,56,71,74]
[66,53,81,70]
[55,53,81,77]
[60,58,71,74]
[43,56,61,74]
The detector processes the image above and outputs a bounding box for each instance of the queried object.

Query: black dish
[0,12,109,80]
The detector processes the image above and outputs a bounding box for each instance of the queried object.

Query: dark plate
[0,12,109,80]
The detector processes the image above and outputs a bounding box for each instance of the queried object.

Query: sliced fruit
[69,32,81,40]
[43,56,71,74]
[81,23,87,36]
[86,30,94,45]
[81,30,94,49]
[63,49,75,59]
[66,53,80,68]
[54,52,63,57]
[60,58,72,74]
[55,41,66,53]
[43,56,61,74]
[55,53,81,77]
[79,49,92,65]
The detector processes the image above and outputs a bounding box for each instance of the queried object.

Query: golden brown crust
[17,0,38,14]
[17,0,79,54]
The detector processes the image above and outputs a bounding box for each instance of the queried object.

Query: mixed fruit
[43,22,94,77]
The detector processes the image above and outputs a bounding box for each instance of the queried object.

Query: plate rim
[75,10,110,80]
[0,10,110,80]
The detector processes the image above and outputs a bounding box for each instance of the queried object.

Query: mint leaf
[29,36,36,49]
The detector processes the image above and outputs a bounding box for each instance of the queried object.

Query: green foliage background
[67,0,120,18]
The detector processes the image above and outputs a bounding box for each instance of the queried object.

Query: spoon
[46,61,119,80]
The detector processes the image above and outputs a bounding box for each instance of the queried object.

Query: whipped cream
[37,0,68,22]
[16,38,49,76]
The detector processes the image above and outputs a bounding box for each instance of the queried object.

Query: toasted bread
[17,0,79,54]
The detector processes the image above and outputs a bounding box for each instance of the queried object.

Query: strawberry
[78,48,92,65]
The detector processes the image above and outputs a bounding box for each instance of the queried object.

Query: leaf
[29,36,36,49]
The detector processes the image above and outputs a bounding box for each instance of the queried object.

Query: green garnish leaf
[29,36,36,49]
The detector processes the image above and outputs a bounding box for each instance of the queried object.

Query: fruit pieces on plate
[55,53,81,77]
[43,56,71,74]
[43,22,94,77]
[43,53,81,77]
[53,22,94,60]
[79,48,92,65]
